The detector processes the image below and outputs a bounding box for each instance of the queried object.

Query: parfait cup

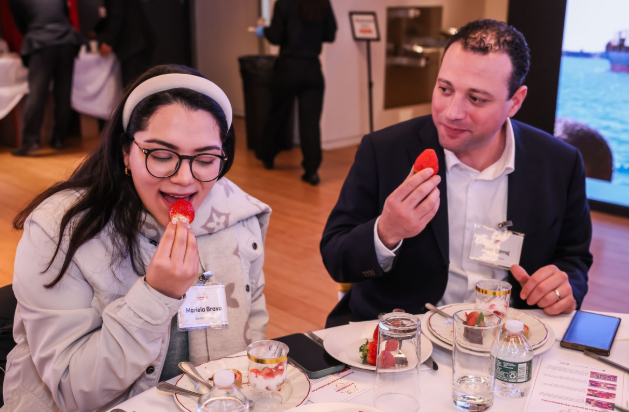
[452,310,501,411]
[373,312,421,412]
[475,280,512,318]
[246,340,289,410]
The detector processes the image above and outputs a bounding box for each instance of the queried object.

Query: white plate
[323,320,433,371]
[173,355,310,412]
[285,403,385,412]
[427,303,550,349]
[421,308,556,356]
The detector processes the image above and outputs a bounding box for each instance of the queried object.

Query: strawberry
[413,149,439,176]
[261,367,274,379]
[373,325,379,342]
[169,199,195,223]
[385,340,399,351]
[249,368,261,377]
[359,339,377,366]
[465,311,480,326]
[379,350,396,369]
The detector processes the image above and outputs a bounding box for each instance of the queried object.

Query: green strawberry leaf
[477,312,485,325]
[359,339,369,364]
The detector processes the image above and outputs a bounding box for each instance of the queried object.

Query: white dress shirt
[374,119,516,305]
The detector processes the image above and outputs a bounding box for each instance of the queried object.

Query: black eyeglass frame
[132,140,228,182]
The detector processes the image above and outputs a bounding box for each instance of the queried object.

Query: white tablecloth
[109,310,629,412]
[0,53,28,120]
[71,47,122,120]
[0,48,121,122]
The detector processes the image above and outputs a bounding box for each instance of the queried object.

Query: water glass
[374,312,421,412]
[246,340,289,410]
[452,310,502,411]
[475,280,512,318]
[197,395,248,412]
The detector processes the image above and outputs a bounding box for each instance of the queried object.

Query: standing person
[9,0,82,156]
[254,0,337,185]
[94,0,154,87]
[2,65,271,411]
[320,20,592,326]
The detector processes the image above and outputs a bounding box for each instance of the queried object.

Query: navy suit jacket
[320,115,592,323]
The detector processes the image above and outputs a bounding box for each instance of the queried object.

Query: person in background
[321,20,592,326]
[94,0,154,87]
[2,65,270,411]
[254,0,337,185]
[9,0,82,156]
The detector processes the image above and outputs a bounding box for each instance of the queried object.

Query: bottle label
[493,356,532,383]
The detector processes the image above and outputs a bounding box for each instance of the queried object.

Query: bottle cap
[505,320,524,333]
[213,369,235,387]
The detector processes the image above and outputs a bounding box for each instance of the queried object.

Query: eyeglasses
[132,140,228,182]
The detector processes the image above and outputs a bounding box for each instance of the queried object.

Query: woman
[255,0,337,185]
[2,65,271,411]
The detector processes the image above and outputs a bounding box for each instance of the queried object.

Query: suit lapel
[507,121,536,235]
[408,119,449,265]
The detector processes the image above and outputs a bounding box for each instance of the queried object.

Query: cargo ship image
[605,31,629,73]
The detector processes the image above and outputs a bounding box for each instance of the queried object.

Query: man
[9,0,82,156]
[94,0,154,87]
[320,19,592,326]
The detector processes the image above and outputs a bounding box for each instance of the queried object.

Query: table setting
[108,281,629,412]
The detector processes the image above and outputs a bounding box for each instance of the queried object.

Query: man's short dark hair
[444,19,530,98]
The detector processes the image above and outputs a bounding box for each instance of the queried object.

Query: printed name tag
[469,224,524,269]
[177,284,229,331]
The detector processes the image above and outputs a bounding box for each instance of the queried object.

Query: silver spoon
[178,361,214,391]
[157,381,202,398]
[425,303,454,319]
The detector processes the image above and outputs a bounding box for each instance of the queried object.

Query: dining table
[108,309,629,412]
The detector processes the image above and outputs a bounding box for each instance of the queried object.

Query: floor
[0,117,627,339]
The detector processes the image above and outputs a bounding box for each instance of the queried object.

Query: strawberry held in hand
[413,149,439,176]
[169,199,195,223]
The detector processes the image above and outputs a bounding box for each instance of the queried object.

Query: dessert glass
[246,340,289,409]
[475,280,512,318]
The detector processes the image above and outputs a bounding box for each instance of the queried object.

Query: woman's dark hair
[444,19,530,98]
[298,0,331,22]
[13,64,235,288]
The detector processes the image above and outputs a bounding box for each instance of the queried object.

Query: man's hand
[99,42,112,57]
[511,264,577,315]
[377,168,441,249]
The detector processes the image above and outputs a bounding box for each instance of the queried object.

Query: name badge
[177,284,229,331]
[469,224,524,269]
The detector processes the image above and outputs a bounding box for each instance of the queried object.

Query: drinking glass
[197,394,248,412]
[373,312,421,412]
[452,309,501,411]
[475,280,512,318]
[246,340,289,410]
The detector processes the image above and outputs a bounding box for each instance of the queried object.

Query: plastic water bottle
[197,369,250,412]
[490,320,534,398]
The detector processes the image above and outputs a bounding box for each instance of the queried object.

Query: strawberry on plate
[373,325,379,342]
[413,149,439,176]
[359,339,377,366]
[385,340,399,351]
[379,350,396,369]
[169,199,195,223]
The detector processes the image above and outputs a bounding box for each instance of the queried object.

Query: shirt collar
[443,118,516,179]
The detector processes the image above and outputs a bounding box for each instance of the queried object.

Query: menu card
[308,368,375,403]
[524,357,628,412]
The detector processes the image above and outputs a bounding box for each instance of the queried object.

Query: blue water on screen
[556,56,629,185]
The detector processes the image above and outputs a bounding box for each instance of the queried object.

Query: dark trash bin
[238,55,294,152]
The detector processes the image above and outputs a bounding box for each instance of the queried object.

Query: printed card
[308,368,375,403]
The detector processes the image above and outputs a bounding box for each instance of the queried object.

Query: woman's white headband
[122,73,233,132]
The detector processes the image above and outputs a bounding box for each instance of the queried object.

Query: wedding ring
[554,289,561,301]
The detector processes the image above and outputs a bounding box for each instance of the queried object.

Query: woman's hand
[145,219,200,299]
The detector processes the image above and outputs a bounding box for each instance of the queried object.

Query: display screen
[563,311,620,351]
[557,0,629,208]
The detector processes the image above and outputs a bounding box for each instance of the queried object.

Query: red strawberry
[465,311,480,326]
[359,339,377,366]
[169,199,195,223]
[249,368,261,377]
[413,149,439,176]
[261,367,274,379]
[373,325,379,342]
[385,340,399,351]
[379,350,396,369]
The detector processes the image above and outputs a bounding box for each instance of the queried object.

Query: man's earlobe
[508,85,528,118]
